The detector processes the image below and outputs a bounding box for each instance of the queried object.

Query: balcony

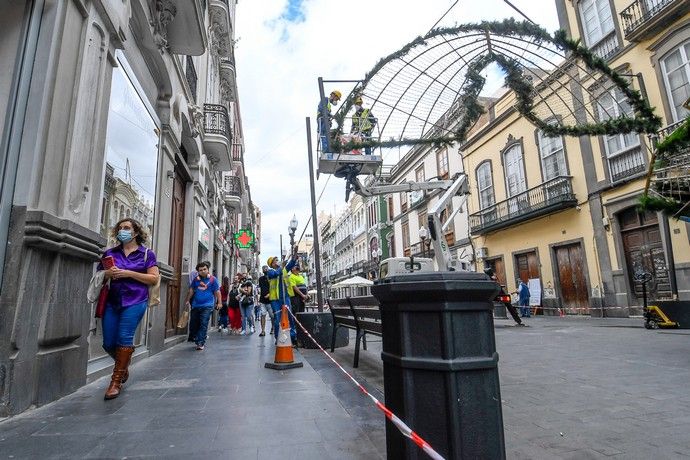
[185,57,197,103]
[469,176,577,235]
[609,145,647,183]
[590,32,620,61]
[621,0,689,42]
[166,0,206,55]
[222,175,241,210]
[209,0,233,58]
[220,58,236,102]
[335,235,353,253]
[203,104,232,171]
[409,241,435,259]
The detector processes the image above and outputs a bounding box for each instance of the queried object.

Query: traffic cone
[265,305,303,370]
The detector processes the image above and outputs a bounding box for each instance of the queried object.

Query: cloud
[236,0,560,261]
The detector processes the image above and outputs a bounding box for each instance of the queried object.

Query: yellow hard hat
[331,90,342,99]
[267,256,277,267]
[354,96,363,105]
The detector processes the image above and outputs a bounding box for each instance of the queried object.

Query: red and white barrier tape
[511,304,648,314]
[288,309,445,460]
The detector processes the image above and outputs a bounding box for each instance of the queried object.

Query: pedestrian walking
[518,279,531,318]
[218,276,230,333]
[98,218,160,400]
[266,250,297,345]
[228,275,242,334]
[184,262,222,350]
[485,268,523,326]
[258,266,274,337]
[239,279,255,335]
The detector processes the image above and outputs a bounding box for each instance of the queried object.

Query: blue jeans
[271,299,295,341]
[520,303,531,317]
[190,306,214,346]
[219,303,229,328]
[240,303,254,331]
[102,300,148,352]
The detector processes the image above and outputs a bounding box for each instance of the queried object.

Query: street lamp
[288,214,298,248]
[419,226,428,258]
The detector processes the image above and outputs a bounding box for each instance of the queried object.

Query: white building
[0,0,256,415]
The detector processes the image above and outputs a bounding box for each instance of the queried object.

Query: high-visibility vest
[268,268,290,302]
[352,108,373,133]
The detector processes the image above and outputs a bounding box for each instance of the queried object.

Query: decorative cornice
[23,211,106,261]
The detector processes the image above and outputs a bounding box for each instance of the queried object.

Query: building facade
[463,0,690,315]
[0,0,256,416]
[387,142,474,272]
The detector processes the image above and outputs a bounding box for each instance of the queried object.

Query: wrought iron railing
[186,57,197,103]
[410,241,434,258]
[655,119,686,144]
[609,145,646,183]
[203,103,230,138]
[223,174,241,197]
[469,176,577,234]
[590,32,619,61]
[621,0,679,37]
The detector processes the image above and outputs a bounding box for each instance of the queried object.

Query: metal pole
[306,117,324,312]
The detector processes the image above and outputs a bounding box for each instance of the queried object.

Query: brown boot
[121,348,134,384]
[104,346,134,400]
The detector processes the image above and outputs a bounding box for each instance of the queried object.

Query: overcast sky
[235,0,560,262]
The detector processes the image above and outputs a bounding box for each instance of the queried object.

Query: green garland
[638,193,686,217]
[329,19,662,153]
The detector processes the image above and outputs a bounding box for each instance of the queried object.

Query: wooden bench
[328,296,382,368]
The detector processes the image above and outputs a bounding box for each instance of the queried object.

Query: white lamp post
[418,226,428,258]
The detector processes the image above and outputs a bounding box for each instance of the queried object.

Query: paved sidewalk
[305,315,690,459]
[0,330,385,459]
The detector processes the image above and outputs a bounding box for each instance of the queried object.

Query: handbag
[144,248,161,307]
[177,304,190,329]
[95,281,109,318]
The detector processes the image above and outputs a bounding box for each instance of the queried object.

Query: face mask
[355,105,362,111]
[117,229,133,243]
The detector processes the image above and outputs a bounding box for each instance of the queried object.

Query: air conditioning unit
[475,247,488,259]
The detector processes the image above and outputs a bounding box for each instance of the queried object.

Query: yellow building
[463,0,690,315]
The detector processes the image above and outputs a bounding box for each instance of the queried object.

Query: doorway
[619,208,671,301]
[514,251,539,283]
[485,257,506,287]
[166,172,186,337]
[554,243,590,314]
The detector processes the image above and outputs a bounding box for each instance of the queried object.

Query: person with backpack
[238,279,255,335]
[183,261,221,350]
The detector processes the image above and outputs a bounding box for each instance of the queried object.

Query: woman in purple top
[99,218,159,400]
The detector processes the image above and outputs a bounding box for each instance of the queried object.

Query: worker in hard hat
[317,90,342,153]
[350,96,377,155]
[266,250,298,345]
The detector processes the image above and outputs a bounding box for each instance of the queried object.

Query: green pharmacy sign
[234,228,255,248]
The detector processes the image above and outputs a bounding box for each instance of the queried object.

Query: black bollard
[372,271,505,460]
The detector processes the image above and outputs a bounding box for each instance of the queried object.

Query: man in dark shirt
[258,266,273,336]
